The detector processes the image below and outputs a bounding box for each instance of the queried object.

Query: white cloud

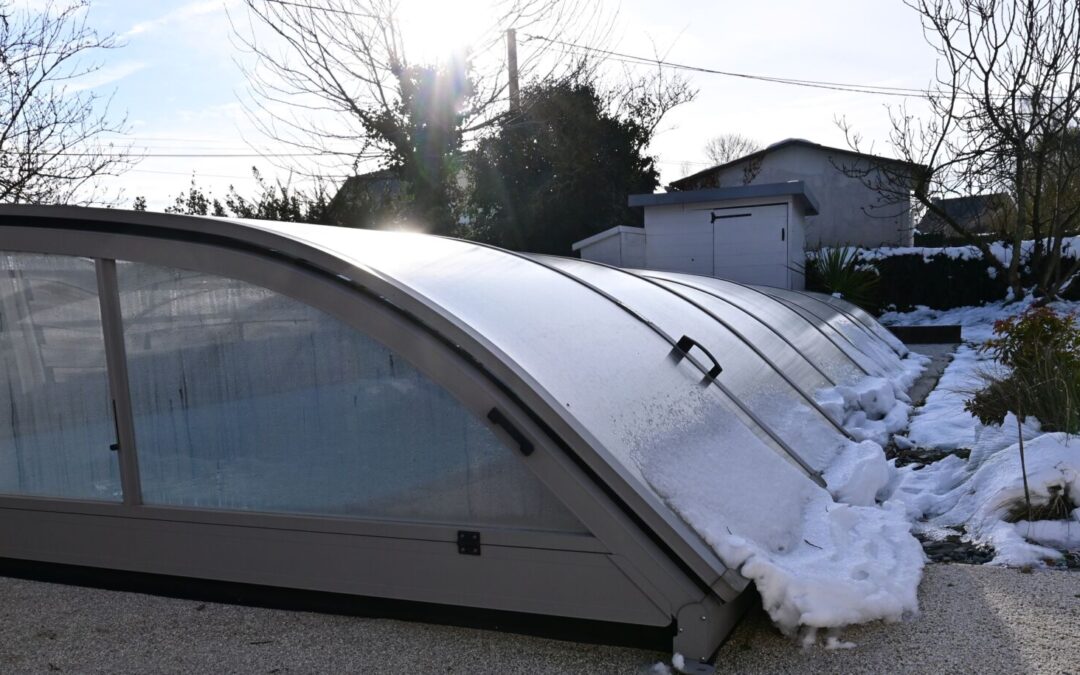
[123,0,238,39]
[69,61,148,92]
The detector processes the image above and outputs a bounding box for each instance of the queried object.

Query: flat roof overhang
[570,225,645,252]
[628,182,820,216]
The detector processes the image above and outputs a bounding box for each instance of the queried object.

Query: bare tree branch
[840,0,1080,301]
[703,133,761,166]
[0,0,134,205]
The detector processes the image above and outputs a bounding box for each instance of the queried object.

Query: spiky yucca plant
[805,247,879,311]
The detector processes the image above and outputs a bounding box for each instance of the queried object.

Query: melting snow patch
[823,440,892,507]
[892,433,1080,566]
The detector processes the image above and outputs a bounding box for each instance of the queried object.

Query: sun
[397,0,497,63]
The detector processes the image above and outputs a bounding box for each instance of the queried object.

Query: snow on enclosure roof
[0,206,926,652]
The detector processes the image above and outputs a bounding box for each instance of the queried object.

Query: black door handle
[674,335,723,381]
[110,399,121,452]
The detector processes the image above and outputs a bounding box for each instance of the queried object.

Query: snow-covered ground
[879,298,1080,570]
[687,295,1080,665]
[648,292,1080,674]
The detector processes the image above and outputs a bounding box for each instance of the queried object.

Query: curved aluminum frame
[638,271,875,380]
[0,207,908,667]
[0,206,759,665]
[750,285,904,373]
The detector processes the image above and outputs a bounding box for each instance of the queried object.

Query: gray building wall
[690,145,914,248]
[573,227,646,267]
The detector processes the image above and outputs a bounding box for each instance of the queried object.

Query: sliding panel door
[115,261,584,531]
[0,252,120,500]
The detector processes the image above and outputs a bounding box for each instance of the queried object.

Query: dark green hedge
[869,254,1008,311]
[806,247,1078,312]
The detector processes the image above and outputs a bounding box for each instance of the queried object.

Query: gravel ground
[1,564,1077,674]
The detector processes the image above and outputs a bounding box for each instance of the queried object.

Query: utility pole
[506,28,520,113]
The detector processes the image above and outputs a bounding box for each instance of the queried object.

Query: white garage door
[710,203,789,287]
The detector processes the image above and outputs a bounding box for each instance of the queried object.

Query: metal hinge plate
[457,530,481,555]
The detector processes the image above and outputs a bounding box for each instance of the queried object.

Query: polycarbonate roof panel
[639,271,867,385]
[536,256,849,472]
[239,223,825,571]
[810,292,909,356]
[646,278,833,396]
[752,286,905,376]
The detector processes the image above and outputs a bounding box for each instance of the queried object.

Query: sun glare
[398,0,497,63]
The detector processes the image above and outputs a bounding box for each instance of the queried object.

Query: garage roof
[627,181,820,215]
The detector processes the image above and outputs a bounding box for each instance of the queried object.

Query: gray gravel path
[1,564,1077,674]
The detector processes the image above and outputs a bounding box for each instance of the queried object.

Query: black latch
[457,530,481,556]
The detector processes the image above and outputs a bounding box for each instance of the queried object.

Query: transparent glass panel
[0,252,120,500]
[115,262,583,531]
[638,271,866,386]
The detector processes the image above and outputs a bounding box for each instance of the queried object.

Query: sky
[24,0,940,209]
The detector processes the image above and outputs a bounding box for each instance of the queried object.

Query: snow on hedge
[818,234,1080,266]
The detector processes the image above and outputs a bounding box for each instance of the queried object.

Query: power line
[260,0,380,19]
[11,151,357,158]
[523,34,949,99]
[127,168,262,180]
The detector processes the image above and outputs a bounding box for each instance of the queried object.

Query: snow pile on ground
[891,432,1080,566]
[642,391,924,643]
[816,354,928,446]
[881,297,1080,570]
[822,440,894,506]
[672,333,931,639]
[718,496,923,636]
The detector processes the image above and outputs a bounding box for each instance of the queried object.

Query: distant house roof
[669,138,923,191]
[628,181,820,216]
[917,193,1013,234]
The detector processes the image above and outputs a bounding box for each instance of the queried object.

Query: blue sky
[43,1,937,208]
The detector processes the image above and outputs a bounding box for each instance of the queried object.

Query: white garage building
[572,182,817,290]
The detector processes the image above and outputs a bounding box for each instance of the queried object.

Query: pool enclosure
[0,206,907,671]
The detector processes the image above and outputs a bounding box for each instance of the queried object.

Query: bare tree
[0,1,133,205]
[841,0,1080,301]
[703,133,760,166]
[231,0,610,231]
